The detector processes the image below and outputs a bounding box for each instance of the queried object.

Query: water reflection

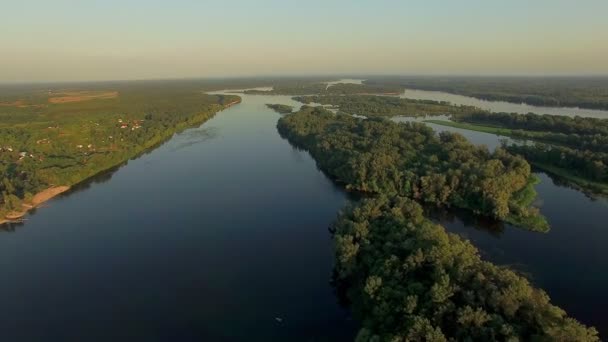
[169,127,219,152]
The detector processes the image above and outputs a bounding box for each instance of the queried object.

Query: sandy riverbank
[0,186,70,225]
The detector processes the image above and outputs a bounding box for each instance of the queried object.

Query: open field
[48,90,119,104]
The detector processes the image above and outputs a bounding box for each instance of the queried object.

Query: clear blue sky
[1,0,607,82]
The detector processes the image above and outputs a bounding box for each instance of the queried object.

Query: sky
[1,0,607,82]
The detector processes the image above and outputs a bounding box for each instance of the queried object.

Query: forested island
[0,86,240,223]
[265,103,293,114]
[333,196,599,341]
[277,104,599,341]
[433,112,608,195]
[293,95,477,117]
[277,106,548,232]
[365,76,608,110]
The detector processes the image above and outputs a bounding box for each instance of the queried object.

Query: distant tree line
[365,76,608,110]
[266,103,294,114]
[450,111,608,192]
[294,95,478,117]
[1,88,239,218]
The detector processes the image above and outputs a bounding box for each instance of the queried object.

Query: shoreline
[1,186,71,225]
[0,100,239,226]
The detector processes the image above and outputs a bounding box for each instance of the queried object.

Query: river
[0,90,606,340]
[0,94,355,341]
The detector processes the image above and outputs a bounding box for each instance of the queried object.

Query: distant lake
[325,79,364,89]
[0,90,606,340]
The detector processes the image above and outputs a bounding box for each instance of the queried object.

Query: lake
[0,91,606,340]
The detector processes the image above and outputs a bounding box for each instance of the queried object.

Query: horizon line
[2,73,608,86]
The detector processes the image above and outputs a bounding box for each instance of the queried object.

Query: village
[0,117,147,164]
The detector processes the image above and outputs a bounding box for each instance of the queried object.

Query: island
[333,196,598,341]
[277,106,548,232]
[293,94,477,117]
[265,103,294,114]
[430,111,608,195]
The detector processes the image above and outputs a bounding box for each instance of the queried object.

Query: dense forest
[333,196,598,341]
[277,106,548,232]
[0,84,240,221]
[365,76,608,110]
[442,111,608,193]
[293,95,478,117]
[507,144,608,194]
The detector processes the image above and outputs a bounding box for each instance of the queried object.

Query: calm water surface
[0,94,355,341]
[1,91,607,340]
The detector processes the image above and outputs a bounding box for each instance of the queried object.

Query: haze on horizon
[1,0,607,83]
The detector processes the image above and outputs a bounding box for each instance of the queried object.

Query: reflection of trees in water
[170,127,219,152]
[425,205,506,238]
[0,164,124,233]
[330,268,352,310]
[535,168,604,201]
[1,220,25,232]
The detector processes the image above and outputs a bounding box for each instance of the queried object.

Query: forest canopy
[365,76,608,110]
[294,95,478,117]
[333,196,599,341]
[277,106,548,232]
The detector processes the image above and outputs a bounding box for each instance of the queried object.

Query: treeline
[245,82,402,96]
[333,196,599,341]
[507,144,608,187]
[277,106,548,232]
[453,111,608,136]
[365,76,608,110]
[294,95,478,117]
[1,88,239,219]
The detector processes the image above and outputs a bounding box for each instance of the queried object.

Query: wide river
[1,90,607,340]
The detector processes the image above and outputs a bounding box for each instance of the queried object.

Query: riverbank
[1,186,71,225]
[0,100,238,226]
